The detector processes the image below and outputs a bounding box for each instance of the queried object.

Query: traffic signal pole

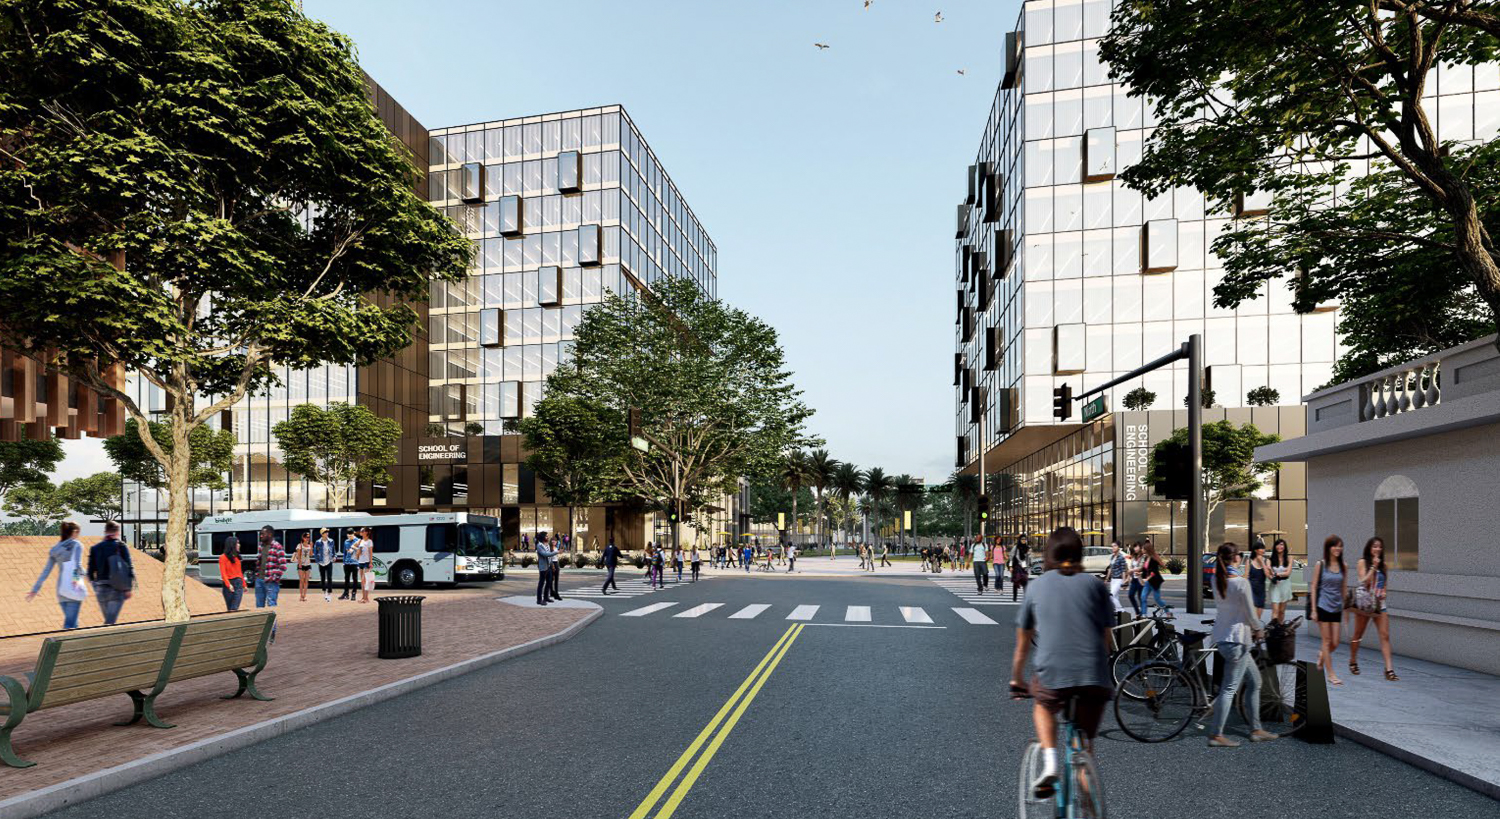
[978,404,986,545]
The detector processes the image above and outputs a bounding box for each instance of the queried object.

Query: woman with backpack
[1010,539,1030,602]
[26,520,89,629]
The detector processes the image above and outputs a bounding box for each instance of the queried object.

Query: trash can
[376,595,425,659]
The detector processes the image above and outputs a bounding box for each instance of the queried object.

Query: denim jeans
[255,577,281,608]
[59,599,81,630]
[94,584,127,625]
[1209,641,1262,736]
[1145,583,1169,610]
[1129,579,1145,615]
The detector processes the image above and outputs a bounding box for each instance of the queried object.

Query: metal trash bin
[376,595,425,659]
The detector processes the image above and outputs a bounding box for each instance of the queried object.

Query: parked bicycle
[1107,605,1180,687]
[1014,685,1107,819]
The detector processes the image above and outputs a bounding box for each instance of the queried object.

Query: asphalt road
[46,572,1494,818]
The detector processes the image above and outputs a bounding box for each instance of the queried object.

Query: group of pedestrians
[27,520,135,629]
[1106,538,1170,617]
[1312,534,1398,685]
[855,542,890,570]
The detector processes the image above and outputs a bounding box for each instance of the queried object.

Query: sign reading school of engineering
[417,442,465,462]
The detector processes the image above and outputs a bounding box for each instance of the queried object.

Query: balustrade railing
[1359,361,1441,421]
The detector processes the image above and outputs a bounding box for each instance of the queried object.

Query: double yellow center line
[627,623,805,819]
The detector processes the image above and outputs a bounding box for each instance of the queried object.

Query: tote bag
[57,542,90,602]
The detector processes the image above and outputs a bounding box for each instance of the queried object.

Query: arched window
[1374,475,1419,572]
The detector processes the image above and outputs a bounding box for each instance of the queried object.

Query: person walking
[880,541,891,568]
[26,521,89,629]
[1206,543,1278,747]
[1106,540,1128,613]
[218,536,246,612]
[1140,540,1171,615]
[992,539,1007,593]
[340,531,360,601]
[294,531,314,602]
[1127,543,1146,616]
[786,543,797,573]
[653,543,667,587]
[254,525,287,625]
[535,534,557,606]
[1348,536,1398,681]
[972,537,989,593]
[1010,540,1030,602]
[1246,540,1269,620]
[87,521,134,625]
[691,545,703,581]
[314,528,337,601]
[673,546,684,583]
[355,527,374,604]
[1311,535,1348,686]
[601,540,622,595]
[741,543,754,574]
[1267,538,1293,622]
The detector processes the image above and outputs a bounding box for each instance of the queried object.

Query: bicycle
[1107,606,1180,687]
[1014,684,1108,819]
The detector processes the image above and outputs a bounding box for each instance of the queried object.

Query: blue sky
[56,0,1022,485]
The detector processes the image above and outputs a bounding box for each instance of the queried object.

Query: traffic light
[1153,440,1191,500]
[1052,383,1073,420]
[977,494,990,521]
[668,500,679,523]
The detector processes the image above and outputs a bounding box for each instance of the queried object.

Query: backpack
[107,542,134,591]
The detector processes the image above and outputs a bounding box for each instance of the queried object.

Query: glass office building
[955,0,1498,554]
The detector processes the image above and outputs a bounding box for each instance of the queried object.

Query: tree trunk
[160,414,194,623]
[790,492,798,549]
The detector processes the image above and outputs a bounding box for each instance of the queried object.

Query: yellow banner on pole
[777,512,785,530]
[904,511,912,530]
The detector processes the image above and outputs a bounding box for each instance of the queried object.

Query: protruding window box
[969,385,987,423]
[459,162,485,203]
[984,325,1002,370]
[995,229,1015,277]
[497,381,522,420]
[984,166,1003,224]
[1233,189,1273,218]
[1083,127,1117,182]
[557,150,582,193]
[1002,31,1022,90]
[1140,219,1179,274]
[966,164,978,205]
[954,353,964,386]
[577,224,602,267]
[956,204,970,239]
[499,195,524,237]
[480,308,504,347]
[1053,323,1086,374]
[538,266,563,306]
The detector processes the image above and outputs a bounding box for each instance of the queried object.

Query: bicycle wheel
[1114,663,1196,742]
[1068,750,1107,819]
[1110,645,1156,694]
[1018,742,1052,819]
[1239,659,1305,737]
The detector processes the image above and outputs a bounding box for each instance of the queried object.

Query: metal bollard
[376,595,426,659]
[1295,659,1336,743]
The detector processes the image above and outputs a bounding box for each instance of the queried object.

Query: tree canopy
[0,0,470,619]
[1101,1,1500,380]
[0,429,63,507]
[3,481,66,534]
[103,418,233,491]
[273,402,401,512]
[518,392,626,539]
[56,472,124,522]
[1148,420,1281,544]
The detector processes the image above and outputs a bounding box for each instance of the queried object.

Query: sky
[54,0,1023,487]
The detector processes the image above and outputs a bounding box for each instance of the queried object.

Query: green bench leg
[117,690,175,730]
[224,668,274,702]
[0,676,33,768]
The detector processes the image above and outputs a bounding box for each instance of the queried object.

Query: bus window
[371,526,401,553]
[427,523,456,554]
[484,525,502,556]
[461,523,500,557]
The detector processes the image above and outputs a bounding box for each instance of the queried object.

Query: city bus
[197,510,504,589]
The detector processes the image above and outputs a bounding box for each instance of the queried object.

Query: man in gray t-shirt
[1009,527,1114,799]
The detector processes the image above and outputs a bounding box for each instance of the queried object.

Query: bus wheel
[390,562,422,589]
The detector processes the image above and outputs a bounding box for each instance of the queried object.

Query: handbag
[57,542,89,602]
[1353,584,1378,613]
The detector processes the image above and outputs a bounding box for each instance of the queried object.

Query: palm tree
[945,471,980,540]
[831,461,864,557]
[893,474,927,553]
[779,450,809,546]
[863,467,894,553]
[806,449,838,551]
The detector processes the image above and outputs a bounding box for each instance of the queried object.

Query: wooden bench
[0,610,275,768]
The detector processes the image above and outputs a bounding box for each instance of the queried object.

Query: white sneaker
[1030,771,1058,799]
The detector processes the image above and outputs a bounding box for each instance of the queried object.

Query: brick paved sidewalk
[0,587,588,801]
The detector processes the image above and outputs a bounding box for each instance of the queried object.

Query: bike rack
[1295,660,1336,743]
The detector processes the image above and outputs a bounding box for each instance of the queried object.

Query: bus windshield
[460,524,502,557]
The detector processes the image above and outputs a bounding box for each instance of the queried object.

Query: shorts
[1030,681,1112,739]
[1316,606,1343,622]
[359,562,371,571]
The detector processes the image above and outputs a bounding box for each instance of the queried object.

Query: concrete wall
[1306,421,1500,674]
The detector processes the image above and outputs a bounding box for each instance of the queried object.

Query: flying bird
[934,11,943,22]
[815,42,830,50]
[864,0,873,7]
[956,68,966,75]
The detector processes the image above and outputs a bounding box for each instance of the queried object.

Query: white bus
[197,510,504,589]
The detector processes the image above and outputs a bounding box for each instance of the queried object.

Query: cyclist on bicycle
[1010,526,1114,798]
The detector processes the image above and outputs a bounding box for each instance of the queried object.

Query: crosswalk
[612,601,1003,627]
[927,575,1026,607]
[562,575,716,600]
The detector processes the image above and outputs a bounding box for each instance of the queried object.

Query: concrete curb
[0,604,603,819]
[1332,723,1500,802]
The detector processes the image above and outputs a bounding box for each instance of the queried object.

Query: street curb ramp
[0,604,603,819]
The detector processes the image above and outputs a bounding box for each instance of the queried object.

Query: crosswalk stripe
[900,606,932,624]
[728,604,771,620]
[952,607,999,625]
[674,603,724,618]
[845,606,870,622]
[787,604,819,621]
[622,602,679,617]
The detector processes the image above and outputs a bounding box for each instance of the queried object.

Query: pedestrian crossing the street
[613,601,1008,627]
[927,574,1026,607]
[562,575,716,600]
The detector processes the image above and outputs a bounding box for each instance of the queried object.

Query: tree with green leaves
[1123,387,1157,412]
[1148,421,1281,549]
[1183,388,1217,409]
[518,392,625,548]
[1100,2,1500,382]
[944,471,980,540]
[1246,386,1281,407]
[862,467,894,548]
[104,418,234,492]
[0,1,470,619]
[539,276,811,548]
[56,472,124,522]
[273,402,401,513]
[805,449,838,550]
[830,461,864,554]
[3,481,67,534]
[892,474,928,552]
[780,450,810,545]
[0,428,63,510]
